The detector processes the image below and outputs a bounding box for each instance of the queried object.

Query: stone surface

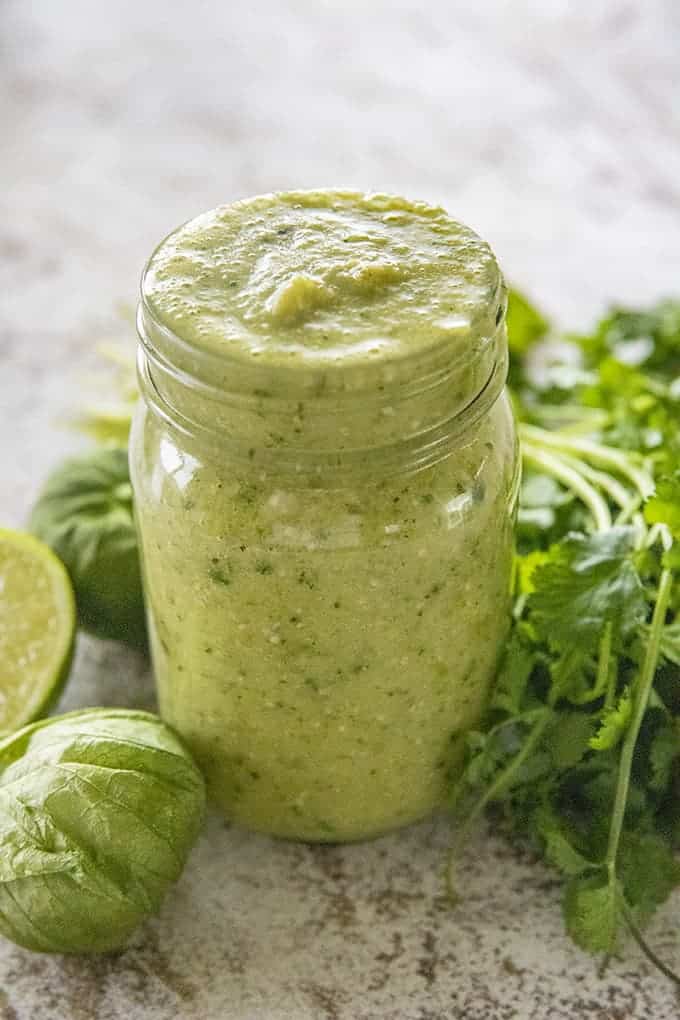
[2,1,680,1017]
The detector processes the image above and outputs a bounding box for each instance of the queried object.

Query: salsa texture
[132,190,518,841]
[142,190,502,367]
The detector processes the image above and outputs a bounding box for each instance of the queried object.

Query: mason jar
[130,190,519,842]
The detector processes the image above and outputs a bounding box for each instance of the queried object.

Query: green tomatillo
[0,709,206,954]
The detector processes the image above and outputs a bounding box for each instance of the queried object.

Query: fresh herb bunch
[452,293,680,979]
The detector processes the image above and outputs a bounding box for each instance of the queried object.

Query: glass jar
[130,193,520,843]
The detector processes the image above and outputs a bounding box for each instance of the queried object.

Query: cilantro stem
[614,496,642,527]
[557,454,630,509]
[645,522,670,551]
[604,569,674,892]
[599,624,615,712]
[620,901,680,989]
[534,408,610,434]
[521,443,611,532]
[519,425,654,500]
[452,708,553,855]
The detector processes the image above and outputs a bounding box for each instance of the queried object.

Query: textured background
[2,1,680,1017]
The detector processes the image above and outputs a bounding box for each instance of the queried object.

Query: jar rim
[136,283,509,475]
[136,194,510,472]
[137,327,508,477]
[137,295,506,407]
[138,190,507,403]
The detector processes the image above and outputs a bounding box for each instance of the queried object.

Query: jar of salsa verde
[130,190,519,842]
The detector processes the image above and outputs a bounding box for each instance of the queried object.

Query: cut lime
[0,528,76,736]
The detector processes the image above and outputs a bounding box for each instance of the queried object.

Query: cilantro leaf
[506,289,551,393]
[589,689,632,752]
[580,299,680,377]
[456,713,551,797]
[529,528,647,652]
[517,550,552,595]
[647,724,679,792]
[506,289,550,355]
[531,801,598,876]
[543,829,595,878]
[658,623,680,667]
[549,711,596,768]
[550,646,605,706]
[618,833,680,922]
[490,632,537,716]
[563,874,620,954]
[645,473,680,536]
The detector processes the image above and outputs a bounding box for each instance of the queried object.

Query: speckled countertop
[2,2,680,1017]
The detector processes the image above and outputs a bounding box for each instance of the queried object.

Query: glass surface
[131,397,518,841]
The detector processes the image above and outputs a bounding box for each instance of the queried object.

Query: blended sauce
[142,190,501,366]
[133,191,518,841]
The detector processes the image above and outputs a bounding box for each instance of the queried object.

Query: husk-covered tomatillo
[0,709,205,954]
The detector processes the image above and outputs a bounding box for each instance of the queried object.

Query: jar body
[130,392,519,842]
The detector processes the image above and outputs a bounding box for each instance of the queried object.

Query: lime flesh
[0,528,76,736]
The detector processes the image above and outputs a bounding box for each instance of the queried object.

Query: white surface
[2,1,680,1017]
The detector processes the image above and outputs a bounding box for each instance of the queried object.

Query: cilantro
[647,723,678,792]
[549,712,595,769]
[564,874,621,954]
[645,472,680,536]
[618,832,680,922]
[658,623,680,667]
[589,689,632,751]
[529,528,646,652]
[489,631,537,716]
[506,289,550,353]
[451,294,680,986]
[542,827,595,877]
[578,299,680,376]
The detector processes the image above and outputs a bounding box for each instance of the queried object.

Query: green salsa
[142,190,501,366]
[132,191,518,841]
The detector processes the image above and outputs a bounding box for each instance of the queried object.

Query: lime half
[0,528,76,736]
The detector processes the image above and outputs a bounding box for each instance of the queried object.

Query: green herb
[451,294,680,981]
[0,709,205,954]
[209,562,232,586]
[506,287,550,391]
[30,448,147,650]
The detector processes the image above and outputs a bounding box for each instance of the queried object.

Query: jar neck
[136,297,509,478]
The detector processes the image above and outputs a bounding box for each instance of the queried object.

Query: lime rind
[0,528,76,736]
